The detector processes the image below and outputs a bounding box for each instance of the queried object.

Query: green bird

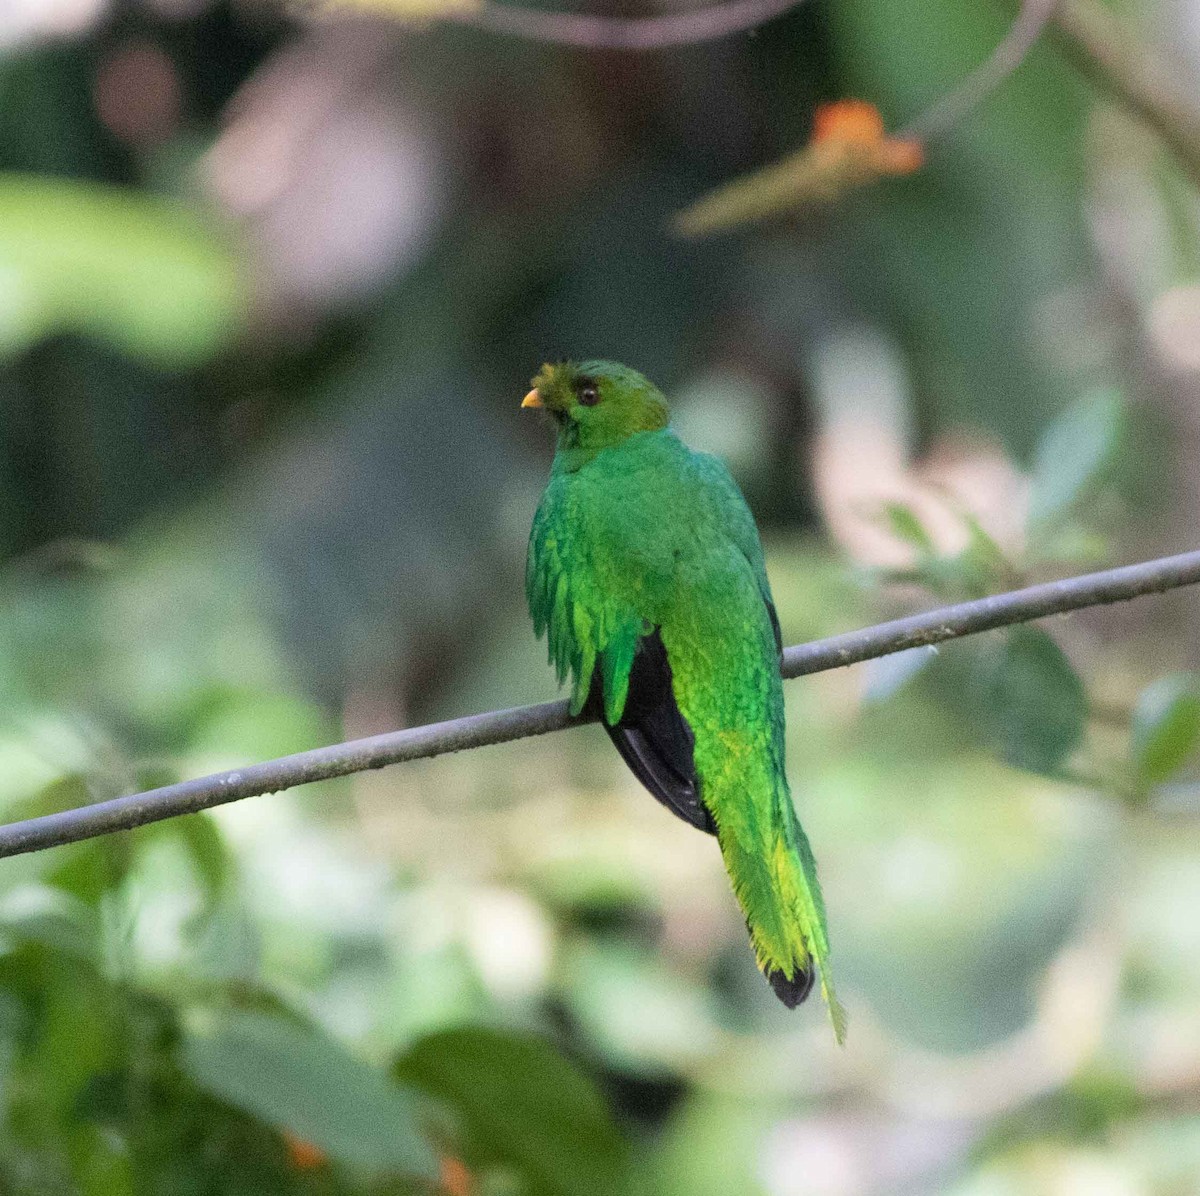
[522,360,845,1039]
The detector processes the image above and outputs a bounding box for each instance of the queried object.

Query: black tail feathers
[767,964,815,1009]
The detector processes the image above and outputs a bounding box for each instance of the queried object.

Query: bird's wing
[589,628,715,835]
[582,453,776,838]
[527,476,645,717]
[529,475,715,833]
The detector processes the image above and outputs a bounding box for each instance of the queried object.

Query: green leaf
[876,509,1011,600]
[558,942,718,1077]
[863,645,936,702]
[0,887,98,962]
[396,1026,628,1196]
[1131,673,1200,786]
[0,173,246,366]
[179,1008,438,1180]
[646,1089,774,1196]
[978,627,1087,775]
[1028,390,1125,528]
[137,812,231,913]
[168,813,230,908]
[882,502,936,556]
[73,1123,135,1196]
[954,515,1013,594]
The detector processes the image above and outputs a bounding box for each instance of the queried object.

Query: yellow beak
[521,389,543,409]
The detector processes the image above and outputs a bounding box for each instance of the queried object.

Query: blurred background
[3,0,1200,1192]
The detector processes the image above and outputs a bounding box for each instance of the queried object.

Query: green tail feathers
[716,780,847,1043]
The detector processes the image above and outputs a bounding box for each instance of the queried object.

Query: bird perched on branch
[522,360,844,1040]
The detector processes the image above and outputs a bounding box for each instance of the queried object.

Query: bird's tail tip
[765,963,848,1044]
[767,964,815,1008]
[825,984,849,1045]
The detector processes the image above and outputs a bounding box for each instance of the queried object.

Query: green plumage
[524,360,845,1040]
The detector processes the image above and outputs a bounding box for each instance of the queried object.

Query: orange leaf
[811,98,887,146]
[674,97,922,237]
[440,1155,473,1196]
[809,99,924,173]
[283,1133,327,1171]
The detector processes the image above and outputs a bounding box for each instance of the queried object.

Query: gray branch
[897,0,1060,142]
[3,548,1200,859]
[1049,0,1200,189]
[444,0,809,50]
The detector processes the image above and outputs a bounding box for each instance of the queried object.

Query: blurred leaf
[167,814,230,908]
[816,750,1113,1051]
[954,514,1014,594]
[0,174,246,366]
[979,1068,1143,1157]
[1131,673,1200,786]
[136,812,231,918]
[559,942,718,1078]
[397,1026,628,1196]
[644,1089,771,1196]
[873,507,1012,600]
[184,690,330,764]
[826,0,1092,452]
[179,1007,438,1180]
[45,827,131,908]
[73,1123,134,1196]
[186,898,263,986]
[23,960,119,1116]
[675,100,922,237]
[978,627,1087,775]
[0,736,75,812]
[882,502,936,556]
[1028,389,1125,528]
[1023,522,1111,568]
[863,644,936,702]
[0,886,98,962]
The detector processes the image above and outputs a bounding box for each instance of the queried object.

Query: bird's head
[521,360,669,454]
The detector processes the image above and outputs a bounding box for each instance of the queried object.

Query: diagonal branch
[674,0,1059,235]
[442,0,811,50]
[3,548,1200,859]
[1049,0,1200,188]
[896,0,1061,141]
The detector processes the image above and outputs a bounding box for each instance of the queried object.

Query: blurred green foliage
[2,0,1200,1192]
[1131,673,1200,792]
[0,175,246,365]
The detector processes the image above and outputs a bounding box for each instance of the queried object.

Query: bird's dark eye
[579,384,600,406]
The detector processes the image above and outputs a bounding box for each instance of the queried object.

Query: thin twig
[896,0,1060,141]
[442,0,809,50]
[2,550,1199,858]
[1049,0,1200,188]
[673,0,1059,235]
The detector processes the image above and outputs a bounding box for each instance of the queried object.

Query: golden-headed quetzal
[523,360,844,1040]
